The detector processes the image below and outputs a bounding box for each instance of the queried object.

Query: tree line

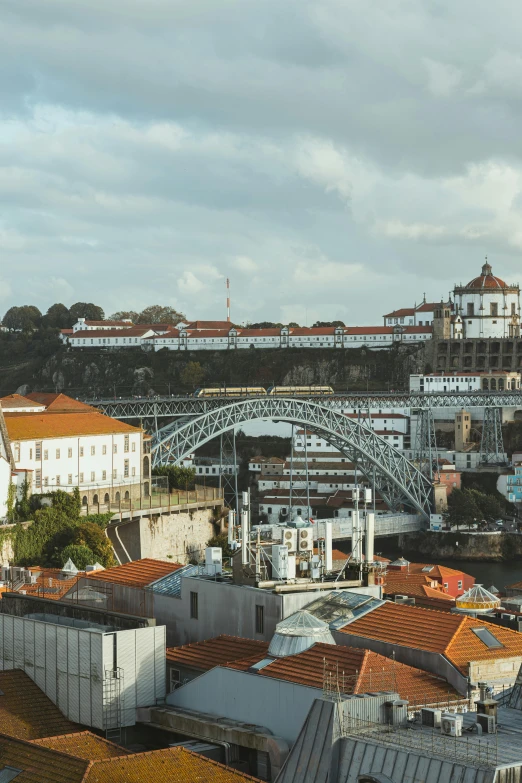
[1,303,187,332]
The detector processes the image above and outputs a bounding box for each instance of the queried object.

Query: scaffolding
[480,407,505,465]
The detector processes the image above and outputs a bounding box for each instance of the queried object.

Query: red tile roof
[228,642,463,707]
[4,411,142,440]
[186,320,236,330]
[415,302,440,312]
[341,602,522,674]
[166,635,269,670]
[72,327,153,338]
[84,320,132,326]
[383,308,416,318]
[26,393,97,413]
[84,558,183,588]
[0,394,45,410]
[32,731,130,760]
[0,669,79,740]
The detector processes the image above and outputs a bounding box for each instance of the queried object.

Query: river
[335,540,522,592]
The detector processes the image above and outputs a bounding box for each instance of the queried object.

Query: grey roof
[389,557,410,567]
[150,564,199,596]
[268,610,335,657]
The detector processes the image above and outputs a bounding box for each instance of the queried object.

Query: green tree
[2,305,42,331]
[60,544,95,570]
[153,465,196,491]
[68,302,105,324]
[109,310,139,322]
[181,361,205,388]
[446,488,481,527]
[72,522,116,567]
[41,303,71,329]
[136,305,186,325]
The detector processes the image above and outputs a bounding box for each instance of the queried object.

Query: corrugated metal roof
[151,563,199,596]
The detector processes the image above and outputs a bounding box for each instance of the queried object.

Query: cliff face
[9,343,428,397]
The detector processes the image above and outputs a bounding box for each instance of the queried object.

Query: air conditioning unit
[204,547,222,576]
[476,714,496,734]
[421,708,442,728]
[298,527,313,552]
[502,613,516,621]
[281,528,297,552]
[441,714,462,737]
[272,545,290,580]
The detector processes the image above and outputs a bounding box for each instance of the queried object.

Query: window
[457,580,463,590]
[267,507,272,514]
[91,446,95,456]
[35,442,41,459]
[13,444,20,463]
[102,470,107,480]
[56,475,60,486]
[471,627,503,648]
[124,460,129,478]
[467,303,474,316]
[44,450,48,460]
[169,668,181,692]
[80,447,84,457]
[56,449,60,459]
[102,445,107,455]
[190,591,198,619]
[44,477,49,487]
[113,469,117,479]
[132,442,136,452]
[68,474,72,485]
[255,605,264,634]
[124,435,129,453]
[113,444,118,454]
[132,467,136,477]
[68,448,73,458]
[35,470,41,488]
[29,448,33,460]
[491,302,498,317]
[0,766,23,782]
[79,472,84,483]
[91,471,95,481]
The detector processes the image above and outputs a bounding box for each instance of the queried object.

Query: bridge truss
[150,398,434,520]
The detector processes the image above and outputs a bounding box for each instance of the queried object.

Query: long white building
[1,393,151,507]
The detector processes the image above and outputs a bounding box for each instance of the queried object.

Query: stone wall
[399,531,522,561]
[428,336,522,372]
[108,505,221,564]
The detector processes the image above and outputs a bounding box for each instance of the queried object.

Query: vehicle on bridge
[267,385,334,396]
[194,387,267,397]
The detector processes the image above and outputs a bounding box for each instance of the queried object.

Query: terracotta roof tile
[84,558,183,588]
[166,635,269,670]
[83,746,261,782]
[0,394,45,410]
[0,669,79,740]
[342,603,522,674]
[26,393,97,413]
[227,642,463,707]
[4,411,142,440]
[0,731,88,782]
[32,731,130,759]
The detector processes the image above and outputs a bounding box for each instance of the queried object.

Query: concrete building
[455,408,472,451]
[2,393,151,505]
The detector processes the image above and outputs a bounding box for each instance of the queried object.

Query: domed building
[453,260,520,339]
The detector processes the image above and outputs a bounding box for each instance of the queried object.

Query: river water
[335,540,522,591]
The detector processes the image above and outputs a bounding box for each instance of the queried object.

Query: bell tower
[433,300,451,339]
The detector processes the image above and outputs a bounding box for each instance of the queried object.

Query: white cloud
[233,255,258,273]
[178,271,205,295]
[423,58,462,97]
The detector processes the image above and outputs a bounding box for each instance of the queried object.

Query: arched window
[144,482,150,497]
[82,495,88,506]
[490,378,497,390]
[93,494,98,504]
[124,491,130,501]
[143,455,150,476]
[104,493,110,503]
[115,491,120,503]
[482,379,489,390]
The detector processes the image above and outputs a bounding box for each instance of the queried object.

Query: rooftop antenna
[226,278,231,323]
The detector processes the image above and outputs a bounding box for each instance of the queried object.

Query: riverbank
[393,531,522,562]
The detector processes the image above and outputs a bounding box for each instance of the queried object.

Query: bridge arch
[151,398,433,519]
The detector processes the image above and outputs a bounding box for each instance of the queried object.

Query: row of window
[34,462,135,487]
[72,337,140,344]
[14,437,135,462]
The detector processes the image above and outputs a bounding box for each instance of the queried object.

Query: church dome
[466,262,507,290]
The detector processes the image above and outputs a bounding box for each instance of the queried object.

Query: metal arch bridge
[87,390,522,420]
[150,397,434,520]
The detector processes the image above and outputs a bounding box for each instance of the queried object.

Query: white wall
[0,458,11,520]
[11,431,142,495]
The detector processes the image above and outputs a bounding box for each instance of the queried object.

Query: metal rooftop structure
[268,610,335,657]
[303,590,385,630]
[149,564,199,597]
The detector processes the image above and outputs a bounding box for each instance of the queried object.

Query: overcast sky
[2,1,522,325]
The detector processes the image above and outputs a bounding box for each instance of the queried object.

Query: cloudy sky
[2,1,522,325]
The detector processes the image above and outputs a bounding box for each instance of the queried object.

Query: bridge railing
[80,486,223,517]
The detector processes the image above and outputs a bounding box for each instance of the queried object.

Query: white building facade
[453,262,521,339]
[410,371,521,393]
[3,397,151,505]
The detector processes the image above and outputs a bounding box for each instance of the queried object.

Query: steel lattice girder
[90,391,522,420]
[151,398,434,520]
